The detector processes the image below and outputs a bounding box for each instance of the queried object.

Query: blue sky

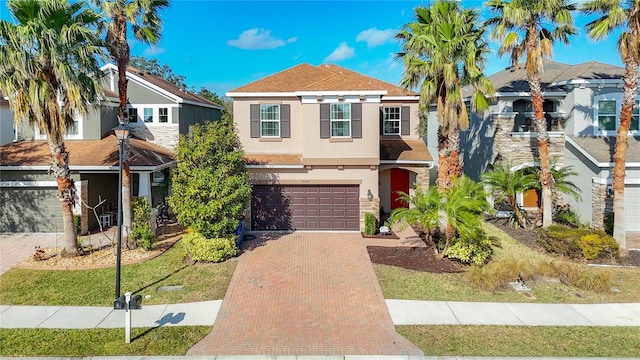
[0,0,626,97]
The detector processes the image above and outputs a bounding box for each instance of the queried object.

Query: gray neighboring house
[432,60,640,246]
[0,65,223,234]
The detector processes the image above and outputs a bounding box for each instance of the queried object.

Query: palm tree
[0,0,105,255]
[481,162,539,227]
[485,0,577,228]
[95,0,169,238]
[396,0,494,190]
[582,0,640,249]
[390,176,490,255]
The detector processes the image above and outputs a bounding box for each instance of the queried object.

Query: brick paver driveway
[187,232,422,356]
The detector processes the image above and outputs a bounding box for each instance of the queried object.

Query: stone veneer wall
[493,115,566,167]
[413,166,430,190]
[591,183,612,230]
[360,197,380,232]
[131,125,179,151]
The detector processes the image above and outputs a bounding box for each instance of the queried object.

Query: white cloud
[143,45,166,57]
[324,42,355,62]
[356,28,396,48]
[227,28,295,50]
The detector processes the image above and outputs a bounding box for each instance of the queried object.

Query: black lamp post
[113,123,129,299]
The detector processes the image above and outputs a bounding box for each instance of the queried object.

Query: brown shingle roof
[0,135,174,168]
[380,139,433,162]
[568,136,640,164]
[127,66,222,107]
[244,154,303,165]
[230,63,417,96]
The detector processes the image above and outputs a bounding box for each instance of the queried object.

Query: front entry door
[390,168,410,210]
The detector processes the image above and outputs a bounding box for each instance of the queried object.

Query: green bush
[604,212,614,235]
[130,197,154,250]
[445,234,494,265]
[182,231,238,262]
[553,207,586,228]
[364,212,377,236]
[579,233,619,260]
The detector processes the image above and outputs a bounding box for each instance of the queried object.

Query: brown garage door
[251,185,360,231]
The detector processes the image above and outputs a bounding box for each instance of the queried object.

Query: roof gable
[229,63,417,96]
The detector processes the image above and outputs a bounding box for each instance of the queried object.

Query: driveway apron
[187,232,423,356]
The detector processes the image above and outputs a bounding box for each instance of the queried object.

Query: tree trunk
[114,14,132,240]
[611,55,637,249]
[437,126,451,190]
[448,127,462,179]
[508,195,526,228]
[49,141,77,255]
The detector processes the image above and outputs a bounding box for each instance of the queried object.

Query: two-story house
[227,63,434,232]
[0,65,222,234]
[449,61,640,243]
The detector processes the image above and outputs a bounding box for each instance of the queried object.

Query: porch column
[137,172,152,206]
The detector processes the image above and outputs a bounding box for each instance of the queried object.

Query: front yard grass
[397,325,640,357]
[0,240,238,306]
[0,326,210,356]
[375,222,640,303]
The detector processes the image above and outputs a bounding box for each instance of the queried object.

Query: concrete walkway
[2,300,638,329]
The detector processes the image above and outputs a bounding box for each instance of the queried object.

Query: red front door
[390,168,410,210]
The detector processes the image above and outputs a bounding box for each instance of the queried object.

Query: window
[128,108,138,123]
[35,110,81,139]
[383,107,401,135]
[143,107,153,123]
[598,100,616,131]
[260,104,280,137]
[159,107,168,123]
[330,103,351,137]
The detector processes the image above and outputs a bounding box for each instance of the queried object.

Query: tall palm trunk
[114,12,132,239]
[49,141,77,255]
[526,26,553,228]
[612,56,637,249]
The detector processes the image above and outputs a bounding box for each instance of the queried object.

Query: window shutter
[320,103,330,138]
[401,106,410,135]
[379,107,384,135]
[250,104,260,138]
[352,103,362,138]
[280,104,290,138]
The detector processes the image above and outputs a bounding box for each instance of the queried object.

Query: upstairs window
[260,104,280,137]
[597,100,616,131]
[159,107,168,123]
[128,108,138,123]
[143,107,153,123]
[632,101,640,131]
[383,107,401,135]
[330,103,351,137]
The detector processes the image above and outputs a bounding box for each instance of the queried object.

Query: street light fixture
[113,123,129,300]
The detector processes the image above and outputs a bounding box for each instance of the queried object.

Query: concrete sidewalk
[1,300,638,329]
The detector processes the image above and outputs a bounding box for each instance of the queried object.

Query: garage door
[624,185,640,231]
[0,187,62,232]
[251,185,360,231]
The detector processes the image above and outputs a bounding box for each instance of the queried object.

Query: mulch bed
[366,225,467,273]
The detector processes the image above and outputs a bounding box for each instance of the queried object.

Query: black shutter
[280,104,290,138]
[352,103,362,138]
[320,103,330,138]
[250,104,260,138]
[380,107,384,135]
[401,106,410,135]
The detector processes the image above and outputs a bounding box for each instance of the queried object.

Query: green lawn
[375,222,640,303]
[397,325,640,357]
[0,240,238,306]
[0,327,211,356]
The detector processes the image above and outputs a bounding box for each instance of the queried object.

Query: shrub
[182,231,238,262]
[445,234,494,265]
[130,197,154,250]
[364,212,377,236]
[464,258,535,291]
[604,212,614,235]
[169,119,251,238]
[573,270,612,293]
[578,233,619,260]
[554,207,584,228]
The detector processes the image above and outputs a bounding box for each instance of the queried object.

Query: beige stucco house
[227,63,434,232]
